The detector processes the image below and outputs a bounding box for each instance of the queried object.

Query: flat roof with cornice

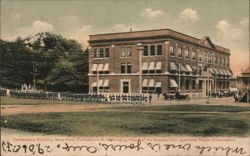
[89,28,230,54]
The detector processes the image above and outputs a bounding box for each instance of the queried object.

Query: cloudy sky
[1,0,249,74]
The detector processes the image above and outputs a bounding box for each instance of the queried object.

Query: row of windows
[143,45,162,56]
[169,45,229,66]
[121,47,132,57]
[93,48,110,58]
[121,62,132,74]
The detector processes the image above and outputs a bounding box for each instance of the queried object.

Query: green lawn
[1,109,249,137]
[1,97,249,136]
[1,96,87,105]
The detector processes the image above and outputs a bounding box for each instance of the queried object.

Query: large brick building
[88,29,232,97]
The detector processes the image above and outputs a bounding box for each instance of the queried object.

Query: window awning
[170,79,178,88]
[208,68,214,74]
[218,69,224,75]
[92,82,97,87]
[148,79,155,87]
[103,79,109,87]
[178,63,187,72]
[142,79,148,87]
[91,64,97,71]
[226,70,232,76]
[185,64,192,72]
[155,62,162,70]
[170,62,177,71]
[222,69,227,76]
[213,68,219,75]
[103,64,109,71]
[98,79,103,86]
[155,82,162,88]
[142,62,148,70]
[148,62,155,70]
[98,64,104,71]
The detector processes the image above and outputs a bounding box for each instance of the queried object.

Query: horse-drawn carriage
[163,91,190,101]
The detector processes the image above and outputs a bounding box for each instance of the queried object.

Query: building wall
[88,29,231,96]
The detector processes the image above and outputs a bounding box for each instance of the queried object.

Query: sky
[1,0,249,75]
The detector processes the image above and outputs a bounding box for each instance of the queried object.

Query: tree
[0,32,89,92]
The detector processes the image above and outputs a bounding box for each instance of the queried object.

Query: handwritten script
[1,139,247,156]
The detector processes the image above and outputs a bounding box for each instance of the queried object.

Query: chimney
[130,28,133,32]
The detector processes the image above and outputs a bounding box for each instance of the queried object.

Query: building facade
[236,67,250,102]
[88,29,232,97]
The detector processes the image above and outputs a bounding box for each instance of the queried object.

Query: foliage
[0,32,89,92]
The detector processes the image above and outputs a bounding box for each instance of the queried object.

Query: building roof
[89,28,230,54]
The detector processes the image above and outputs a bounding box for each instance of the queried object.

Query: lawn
[0,96,88,105]
[1,108,249,137]
[1,97,249,136]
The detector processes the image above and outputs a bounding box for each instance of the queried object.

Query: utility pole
[31,60,38,91]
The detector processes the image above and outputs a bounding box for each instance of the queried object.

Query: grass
[0,96,88,105]
[110,105,250,112]
[1,110,249,137]
[1,97,250,136]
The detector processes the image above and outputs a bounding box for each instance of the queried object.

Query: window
[123,81,129,93]
[204,53,208,62]
[93,47,110,58]
[192,80,195,90]
[199,53,202,61]
[121,47,126,57]
[99,48,104,58]
[213,56,216,64]
[94,49,98,58]
[157,45,162,55]
[184,49,189,59]
[150,45,155,55]
[218,57,221,65]
[185,79,190,90]
[198,80,202,90]
[143,46,148,56]
[169,45,174,56]
[191,51,196,60]
[177,48,182,57]
[222,58,225,65]
[105,48,110,57]
[127,47,132,57]
[127,63,132,73]
[121,63,126,73]
[208,55,212,63]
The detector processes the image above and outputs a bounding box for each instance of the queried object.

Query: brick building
[88,29,232,97]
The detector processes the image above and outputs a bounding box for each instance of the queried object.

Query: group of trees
[0,32,89,92]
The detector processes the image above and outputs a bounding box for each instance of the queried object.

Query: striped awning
[155,62,162,70]
[103,64,109,71]
[98,64,104,71]
[208,68,214,74]
[226,70,232,76]
[170,79,178,88]
[142,62,148,70]
[148,62,155,70]
[185,64,192,72]
[98,79,103,86]
[91,64,97,71]
[155,82,162,88]
[170,62,177,71]
[92,82,97,87]
[148,79,155,87]
[103,79,109,87]
[142,79,148,87]
[178,63,187,72]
